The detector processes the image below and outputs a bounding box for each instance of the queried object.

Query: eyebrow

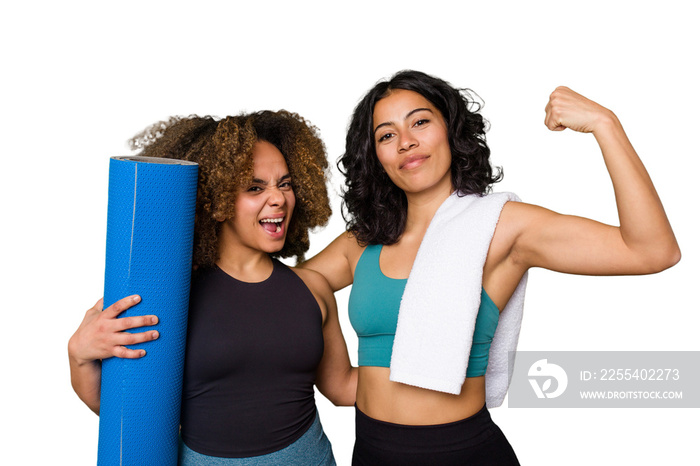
[251,174,291,184]
[373,107,434,134]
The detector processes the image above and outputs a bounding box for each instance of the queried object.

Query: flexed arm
[495,87,680,281]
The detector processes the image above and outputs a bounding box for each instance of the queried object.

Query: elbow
[641,243,681,274]
[336,395,357,407]
[662,244,682,271]
[668,244,682,268]
[336,388,357,407]
[328,395,352,407]
[320,390,353,407]
[317,369,358,407]
[323,385,357,407]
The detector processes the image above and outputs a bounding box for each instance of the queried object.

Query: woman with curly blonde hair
[68,110,356,465]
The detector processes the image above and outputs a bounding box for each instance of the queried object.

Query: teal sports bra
[348,244,499,377]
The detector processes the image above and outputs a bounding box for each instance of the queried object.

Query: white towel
[389,192,527,407]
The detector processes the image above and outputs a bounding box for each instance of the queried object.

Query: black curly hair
[338,70,503,245]
[129,110,331,268]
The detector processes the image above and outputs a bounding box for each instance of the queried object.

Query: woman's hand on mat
[68,296,159,365]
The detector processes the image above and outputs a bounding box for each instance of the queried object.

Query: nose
[267,186,286,207]
[398,132,418,152]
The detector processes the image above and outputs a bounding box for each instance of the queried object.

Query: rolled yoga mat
[98,156,198,465]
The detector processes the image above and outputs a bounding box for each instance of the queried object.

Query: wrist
[592,109,619,133]
[68,336,98,368]
[592,110,624,144]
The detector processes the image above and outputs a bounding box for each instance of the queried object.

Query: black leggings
[352,404,520,466]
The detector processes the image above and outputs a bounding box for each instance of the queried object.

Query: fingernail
[151,316,159,325]
[152,331,159,340]
[132,295,141,303]
[139,350,146,357]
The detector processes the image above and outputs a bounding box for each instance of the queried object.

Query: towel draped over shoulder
[389,192,527,407]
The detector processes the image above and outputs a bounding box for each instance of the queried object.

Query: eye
[246,185,263,193]
[279,180,293,190]
[377,132,394,143]
[413,118,429,127]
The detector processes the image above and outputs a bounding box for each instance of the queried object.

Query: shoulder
[490,200,557,265]
[290,266,333,296]
[328,230,364,254]
[300,230,366,291]
[302,230,359,266]
[497,200,558,236]
[487,201,531,261]
[290,266,334,321]
[498,199,530,227]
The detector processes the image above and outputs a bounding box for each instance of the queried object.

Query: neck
[403,182,453,237]
[216,225,274,282]
[217,249,273,282]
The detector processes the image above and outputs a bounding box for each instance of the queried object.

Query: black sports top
[179,259,324,458]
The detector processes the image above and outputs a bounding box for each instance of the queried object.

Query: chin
[262,239,287,255]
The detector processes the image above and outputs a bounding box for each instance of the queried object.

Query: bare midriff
[356,366,486,425]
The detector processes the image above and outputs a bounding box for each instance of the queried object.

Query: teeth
[260,217,284,234]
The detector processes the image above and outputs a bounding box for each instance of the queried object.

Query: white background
[2,1,698,464]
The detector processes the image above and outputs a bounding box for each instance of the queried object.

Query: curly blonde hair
[129,111,332,268]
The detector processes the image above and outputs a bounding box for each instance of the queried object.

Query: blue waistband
[178,411,335,465]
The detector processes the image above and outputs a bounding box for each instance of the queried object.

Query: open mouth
[260,217,284,234]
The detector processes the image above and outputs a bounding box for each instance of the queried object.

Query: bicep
[511,202,647,276]
[317,301,352,382]
[313,280,356,405]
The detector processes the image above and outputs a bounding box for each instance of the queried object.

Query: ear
[212,211,227,222]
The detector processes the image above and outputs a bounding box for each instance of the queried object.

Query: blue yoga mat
[98,156,198,465]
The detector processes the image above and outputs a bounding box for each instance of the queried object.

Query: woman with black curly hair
[303,70,680,465]
[68,111,355,465]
